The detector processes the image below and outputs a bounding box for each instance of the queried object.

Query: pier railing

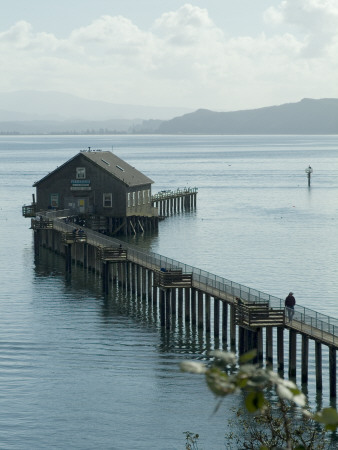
[152,187,198,201]
[43,211,338,347]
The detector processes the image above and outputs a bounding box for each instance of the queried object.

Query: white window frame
[147,189,151,203]
[127,193,131,207]
[76,167,86,179]
[103,193,112,208]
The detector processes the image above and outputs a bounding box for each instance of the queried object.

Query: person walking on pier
[285,292,296,321]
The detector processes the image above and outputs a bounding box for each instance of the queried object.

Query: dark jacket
[285,294,296,308]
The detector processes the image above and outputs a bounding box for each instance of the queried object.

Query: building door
[77,198,87,214]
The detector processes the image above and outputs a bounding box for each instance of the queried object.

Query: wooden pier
[30,212,338,398]
[152,187,197,217]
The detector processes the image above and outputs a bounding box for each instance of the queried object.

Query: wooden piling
[277,327,284,373]
[159,289,165,327]
[214,298,220,338]
[329,346,337,398]
[222,302,228,345]
[238,326,245,355]
[205,294,211,333]
[289,329,297,379]
[30,222,338,396]
[184,287,190,323]
[191,289,197,326]
[65,243,72,273]
[257,328,263,365]
[198,291,203,329]
[230,304,236,350]
[301,335,309,384]
[178,288,184,320]
[315,341,323,391]
[266,327,273,368]
[165,289,171,329]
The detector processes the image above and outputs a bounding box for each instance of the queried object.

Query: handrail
[41,212,338,342]
[152,187,198,201]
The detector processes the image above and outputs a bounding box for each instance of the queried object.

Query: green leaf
[239,349,257,364]
[313,407,338,430]
[245,390,265,413]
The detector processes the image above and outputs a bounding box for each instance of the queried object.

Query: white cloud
[263,0,338,55]
[0,2,337,110]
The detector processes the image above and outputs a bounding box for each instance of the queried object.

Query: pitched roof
[34,150,154,187]
[82,150,153,186]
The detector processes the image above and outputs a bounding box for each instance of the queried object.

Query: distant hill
[0,94,337,135]
[154,98,338,134]
[0,90,192,122]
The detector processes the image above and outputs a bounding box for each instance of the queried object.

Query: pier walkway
[152,187,197,216]
[32,210,338,397]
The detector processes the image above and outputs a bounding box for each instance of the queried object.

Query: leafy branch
[180,349,338,449]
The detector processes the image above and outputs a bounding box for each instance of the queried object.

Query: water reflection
[33,241,334,418]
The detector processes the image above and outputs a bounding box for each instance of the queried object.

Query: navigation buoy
[305,165,313,187]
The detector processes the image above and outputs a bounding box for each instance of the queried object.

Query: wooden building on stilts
[30,148,159,236]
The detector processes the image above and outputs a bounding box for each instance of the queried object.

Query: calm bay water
[0,135,338,449]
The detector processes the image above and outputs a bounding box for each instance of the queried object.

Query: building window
[127,193,131,207]
[103,193,112,208]
[76,167,86,179]
[132,192,136,206]
[148,189,151,203]
[142,190,146,204]
[138,191,141,205]
[50,193,59,208]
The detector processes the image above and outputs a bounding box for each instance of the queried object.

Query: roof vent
[116,165,125,171]
[101,159,110,165]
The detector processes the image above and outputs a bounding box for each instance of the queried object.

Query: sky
[1,0,338,111]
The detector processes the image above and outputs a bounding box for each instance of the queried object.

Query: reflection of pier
[152,187,197,216]
[30,211,338,398]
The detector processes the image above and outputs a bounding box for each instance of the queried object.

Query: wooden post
[266,327,273,368]
[288,330,297,379]
[191,289,197,326]
[34,230,40,255]
[198,290,203,329]
[238,326,245,355]
[102,261,109,294]
[315,341,322,391]
[178,288,183,319]
[230,304,236,350]
[301,335,309,384]
[277,327,284,373]
[117,262,122,286]
[205,294,211,333]
[83,243,88,269]
[214,298,220,337]
[222,302,228,345]
[159,289,165,327]
[137,265,142,297]
[65,243,72,273]
[126,262,131,292]
[257,328,263,365]
[152,278,158,307]
[142,267,147,300]
[329,346,337,398]
[185,288,190,322]
[147,270,153,302]
[165,289,171,329]
[131,263,136,294]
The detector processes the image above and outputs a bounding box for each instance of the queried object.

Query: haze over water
[0,135,337,449]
